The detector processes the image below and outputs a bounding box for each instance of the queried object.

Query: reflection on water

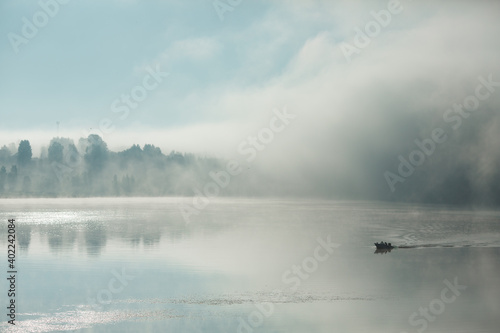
[0,198,499,332]
[374,248,392,254]
[85,222,107,256]
[16,224,31,251]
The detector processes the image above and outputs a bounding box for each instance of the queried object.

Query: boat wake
[396,243,499,249]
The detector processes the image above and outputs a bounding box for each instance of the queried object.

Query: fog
[1,0,499,205]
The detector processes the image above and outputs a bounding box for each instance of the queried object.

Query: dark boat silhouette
[374,242,394,250]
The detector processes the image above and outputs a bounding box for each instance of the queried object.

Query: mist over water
[0,198,499,332]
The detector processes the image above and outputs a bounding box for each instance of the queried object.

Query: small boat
[374,242,394,249]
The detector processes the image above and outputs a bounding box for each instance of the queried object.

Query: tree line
[0,135,226,197]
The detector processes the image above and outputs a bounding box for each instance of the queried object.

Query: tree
[144,144,161,156]
[84,135,108,174]
[0,166,6,192]
[113,174,120,196]
[66,143,81,167]
[0,146,11,163]
[121,175,135,195]
[121,144,143,160]
[48,142,64,163]
[49,137,81,168]
[17,140,32,167]
[7,165,18,190]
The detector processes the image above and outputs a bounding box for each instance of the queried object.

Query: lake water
[0,198,499,332]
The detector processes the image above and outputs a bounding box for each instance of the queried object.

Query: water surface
[0,198,499,332]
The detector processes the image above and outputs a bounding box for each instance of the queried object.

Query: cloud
[181,1,500,200]
[152,37,222,69]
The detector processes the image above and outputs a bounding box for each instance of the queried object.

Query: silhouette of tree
[17,140,32,167]
[168,151,186,164]
[121,174,135,194]
[48,142,64,163]
[0,135,231,198]
[84,135,108,174]
[113,174,120,196]
[66,143,81,166]
[144,144,162,156]
[0,166,6,192]
[120,144,143,161]
[7,165,17,190]
[50,138,81,168]
[0,146,11,163]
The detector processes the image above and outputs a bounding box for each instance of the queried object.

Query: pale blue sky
[0,0,336,131]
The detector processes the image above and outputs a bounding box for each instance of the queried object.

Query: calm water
[0,198,499,332]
